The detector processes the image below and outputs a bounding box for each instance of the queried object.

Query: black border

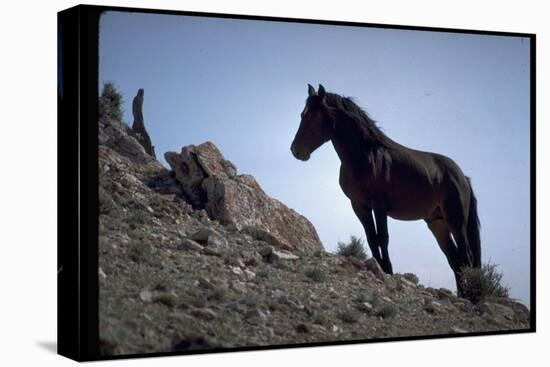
[57,4,536,362]
[58,5,100,361]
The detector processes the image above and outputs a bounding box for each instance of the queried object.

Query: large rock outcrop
[165,142,324,254]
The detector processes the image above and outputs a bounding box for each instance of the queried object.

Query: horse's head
[291,84,335,161]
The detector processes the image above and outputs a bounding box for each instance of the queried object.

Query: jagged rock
[165,142,324,254]
[475,301,522,325]
[190,227,220,243]
[242,226,289,250]
[436,288,455,300]
[258,245,300,262]
[270,250,300,262]
[365,258,386,281]
[207,233,227,248]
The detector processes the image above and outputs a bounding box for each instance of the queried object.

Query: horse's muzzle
[290,142,310,161]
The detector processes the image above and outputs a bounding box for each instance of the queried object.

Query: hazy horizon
[99,11,531,305]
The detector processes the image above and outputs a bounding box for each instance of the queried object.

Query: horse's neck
[331,115,379,166]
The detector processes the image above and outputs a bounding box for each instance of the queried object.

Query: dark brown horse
[291,84,481,295]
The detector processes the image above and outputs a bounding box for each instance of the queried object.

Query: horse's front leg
[351,201,382,265]
[374,209,393,274]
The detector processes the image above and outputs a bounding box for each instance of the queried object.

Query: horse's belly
[385,195,438,221]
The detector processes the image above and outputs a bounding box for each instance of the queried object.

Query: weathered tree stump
[131,88,156,158]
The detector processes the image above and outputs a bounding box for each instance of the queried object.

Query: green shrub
[337,236,367,260]
[460,263,510,303]
[206,287,227,302]
[339,309,360,324]
[376,304,397,319]
[153,293,179,307]
[305,267,327,282]
[128,241,152,263]
[99,81,124,121]
[402,273,419,285]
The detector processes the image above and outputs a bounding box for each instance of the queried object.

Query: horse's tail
[466,177,481,267]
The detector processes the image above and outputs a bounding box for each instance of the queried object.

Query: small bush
[128,241,152,263]
[206,287,227,302]
[313,312,329,325]
[402,273,419,285]
[376,304,397,319]
[460,263,510,303]
[99,81,124,121]
[339,309,360,324]
[153,293,179,307]
[305,267,327,282]
[337,236,367,260]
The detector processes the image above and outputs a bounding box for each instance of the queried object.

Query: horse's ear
[308,84,316,96]
[318,84,326,98]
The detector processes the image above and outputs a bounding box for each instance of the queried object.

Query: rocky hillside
[97,95,530,356]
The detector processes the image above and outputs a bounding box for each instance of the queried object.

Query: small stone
[246,308,268,322]
[244,269,256,281]
[359,302,374,312]
[258,245,274,257]
[198,276,216,289]
[139,290,152,302]
[436,288,455,300]
[190,227,220,243]
[399,277,417,288]
[178,239,204,252]
[162,194,177,202]
[231,266,244,276]
[278,295,290,304]
[98,267,107,279]
[190,308,218,321]
[230,281,247,293]
[451,326,469,333]
[270,250,299,261]
[224,223,239,232]
[202,246,222,256]
[431,301,443,308]
[328,287,339,298]
[208,234,227,248]
[273,289,286,298]
[296,323,310,333]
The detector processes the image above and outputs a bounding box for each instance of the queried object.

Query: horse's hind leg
[425,216,463,292]
[441,181,474,268]
[351,201,382,265]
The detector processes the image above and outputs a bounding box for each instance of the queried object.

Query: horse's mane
[324,92,393,149]
[324,92,394,180]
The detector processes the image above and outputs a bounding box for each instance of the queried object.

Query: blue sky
[99,11,531,304]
